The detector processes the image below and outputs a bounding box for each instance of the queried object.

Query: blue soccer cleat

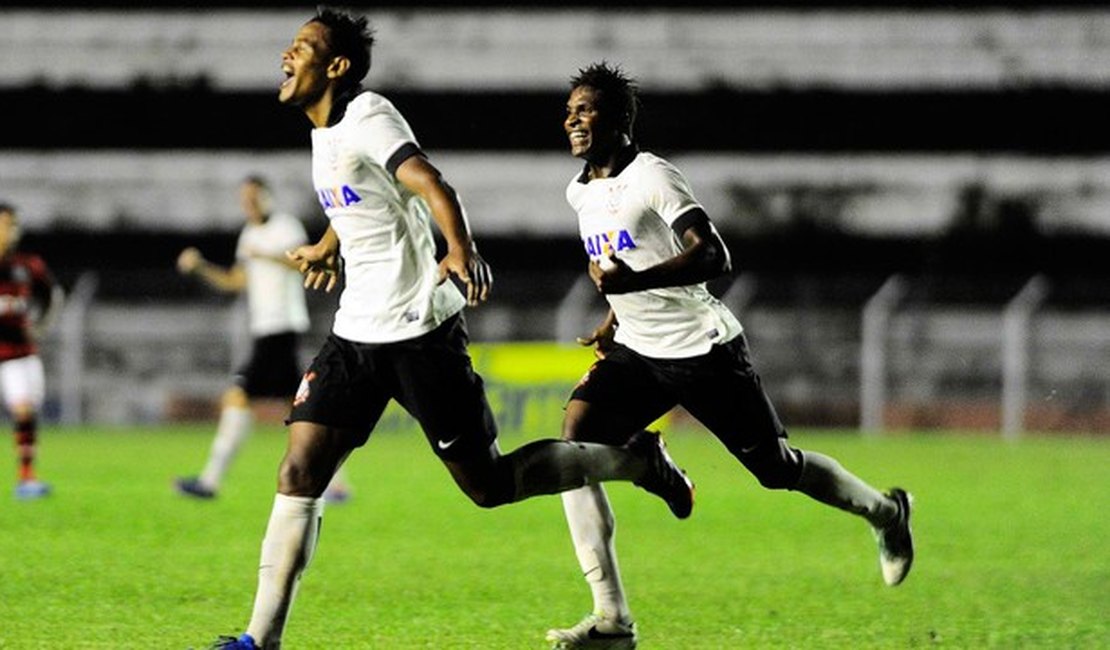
[15,479,51,500]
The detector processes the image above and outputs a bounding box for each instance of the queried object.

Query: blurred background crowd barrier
[2,3,1107,433]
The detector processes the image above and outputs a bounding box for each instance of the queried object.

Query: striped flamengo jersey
[0,252,54,362]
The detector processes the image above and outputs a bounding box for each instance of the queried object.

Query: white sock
[562,485,632,624]
[198,406,252,490]
[795,450,897,528]
[246,494,324,647]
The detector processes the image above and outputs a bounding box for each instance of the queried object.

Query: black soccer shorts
[571,332,803,488]
[287,313,498,460]
[235,331,302,399]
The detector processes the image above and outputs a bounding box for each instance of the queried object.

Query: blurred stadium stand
[5,9,1110,91]
[1,5,1107,432]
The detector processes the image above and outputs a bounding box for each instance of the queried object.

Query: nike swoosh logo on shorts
[437,436,461,450]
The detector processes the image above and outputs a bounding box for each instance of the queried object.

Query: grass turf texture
[0,425,1106,649]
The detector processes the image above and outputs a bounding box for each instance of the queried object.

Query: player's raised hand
[176,247,203,275]
[588,254,638,294]
[286,244,340,293]
[438,245,492,306]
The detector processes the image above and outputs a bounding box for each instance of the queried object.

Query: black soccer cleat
[174,476,216,499]
[546,613,638,649]
[875,487,914,586]
[627,430,694,519]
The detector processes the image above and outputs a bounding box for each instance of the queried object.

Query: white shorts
[0,355,45,411]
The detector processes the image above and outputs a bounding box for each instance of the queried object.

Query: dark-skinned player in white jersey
[544,63,914,650]
[205,12,693,650]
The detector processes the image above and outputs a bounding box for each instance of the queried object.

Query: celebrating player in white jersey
[173,176,350,502]
[545,63,915,650]
[206,12,693,650]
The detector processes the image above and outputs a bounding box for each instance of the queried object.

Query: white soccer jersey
[567,151,743,359]
[236,211,311,337]
[310,91,465,344]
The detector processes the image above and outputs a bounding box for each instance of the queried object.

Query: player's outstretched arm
[395,154,492,306]
[248,249,305,271]
[177,247,246,293]
[286,226,341,292]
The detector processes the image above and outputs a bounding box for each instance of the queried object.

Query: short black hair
[0,203,13,215]
[310,7,375,91]
[570,62,640,136]
[242,174,270,191]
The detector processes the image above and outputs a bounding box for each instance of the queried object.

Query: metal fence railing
[36,271,1110,434]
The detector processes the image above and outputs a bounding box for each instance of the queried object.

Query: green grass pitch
[0,424,1106,649]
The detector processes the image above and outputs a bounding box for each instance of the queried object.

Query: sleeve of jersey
[349,97,422,177]
[644,159,703,229]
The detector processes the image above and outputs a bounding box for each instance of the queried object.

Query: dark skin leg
[562,398,664,445]
[443,399,659,509]
[277,422,357,497]
[279,421,512,506]
[442,449,506,507]
[277,416,512,506]
[280,405,652,507]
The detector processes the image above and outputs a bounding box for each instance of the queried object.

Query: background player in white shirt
[207,12,693,650]
[546,63,915,649]
[173,176,350,502]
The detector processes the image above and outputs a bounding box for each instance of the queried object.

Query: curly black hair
[310,7,375,91]
[570,62,640,136]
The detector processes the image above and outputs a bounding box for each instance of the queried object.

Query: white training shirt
[310,91,466,344]
[235,211,311,337]
[567,151,743,359]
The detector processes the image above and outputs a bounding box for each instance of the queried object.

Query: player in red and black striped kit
[0,204,63,500]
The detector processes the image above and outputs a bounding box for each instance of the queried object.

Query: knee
[222,385,250,409]
[461,481,514,509]
[10,403,36,425]
[277,454,319,497]
[455,459,516,509]
[466,488,508,509]
[753,469,797,490]
[745,446,804,491]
